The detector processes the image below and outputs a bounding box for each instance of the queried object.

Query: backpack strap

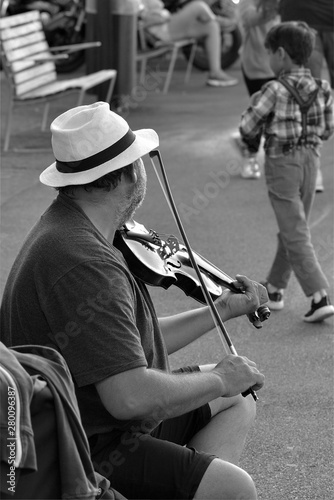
[279,77,320,145]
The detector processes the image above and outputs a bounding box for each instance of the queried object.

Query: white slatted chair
[0,10,117,151]
[136,19,197,94]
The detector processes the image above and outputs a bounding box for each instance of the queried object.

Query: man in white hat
[1,102,267,500]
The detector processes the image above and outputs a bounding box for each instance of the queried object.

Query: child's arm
[239,83,276,140]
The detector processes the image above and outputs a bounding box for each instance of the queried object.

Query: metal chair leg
[139,58,147,85]
[4,100,14,152]
[105,75,117,103]
[184,41,197,84]
[77,89,86,106]
[162,45,178,95]
[41,103,50,131]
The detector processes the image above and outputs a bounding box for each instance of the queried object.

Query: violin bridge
[157,235,180,261]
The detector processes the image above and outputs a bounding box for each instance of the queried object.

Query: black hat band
[55,128,136,173]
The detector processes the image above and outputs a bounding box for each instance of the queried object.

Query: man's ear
[122,164,137,184]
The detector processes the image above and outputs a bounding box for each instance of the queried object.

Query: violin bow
[149,149,258,401]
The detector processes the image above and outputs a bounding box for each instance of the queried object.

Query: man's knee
[223,394,256,438]
[209,393,256,424]
[241,392,257,424]
[230,392,257,425]
[194,458,257,500]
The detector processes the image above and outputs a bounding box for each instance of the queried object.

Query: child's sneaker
[206,76,238,88]
[261,281,284,311]
[303,296,334,323]
[241,157,261,179]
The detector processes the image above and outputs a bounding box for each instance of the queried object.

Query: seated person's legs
[194,458,257,500]
[192,364,257,499]
[169,1,238,86]
[191,364,256,464]
[169,1,217,40]
[91,403,213,499]
[92,364,257,499]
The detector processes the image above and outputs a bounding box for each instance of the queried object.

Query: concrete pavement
[1,58,333,500]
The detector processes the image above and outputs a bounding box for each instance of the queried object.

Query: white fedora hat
[39,102,159,187]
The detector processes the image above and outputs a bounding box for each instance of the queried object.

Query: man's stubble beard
[117,159,147,229]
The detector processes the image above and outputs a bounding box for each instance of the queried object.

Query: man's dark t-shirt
[0,194,169,455]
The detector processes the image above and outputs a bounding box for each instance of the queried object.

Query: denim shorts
[93,368,216,499]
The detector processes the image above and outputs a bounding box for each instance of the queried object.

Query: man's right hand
[213,355,265,397]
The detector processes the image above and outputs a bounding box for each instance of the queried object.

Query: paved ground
[1,57,333,500]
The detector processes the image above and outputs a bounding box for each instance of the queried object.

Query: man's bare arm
[95,355,264,425]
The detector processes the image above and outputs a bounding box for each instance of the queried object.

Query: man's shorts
[93,369,217,499]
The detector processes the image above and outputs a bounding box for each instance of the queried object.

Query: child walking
[239,21,334,322]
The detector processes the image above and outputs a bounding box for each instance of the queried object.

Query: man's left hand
[215,274,268,321]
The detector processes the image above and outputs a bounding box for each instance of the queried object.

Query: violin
[115,149,269,401]
[113,220,270,326]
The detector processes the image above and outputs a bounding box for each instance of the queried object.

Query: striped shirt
[240,68,334,157]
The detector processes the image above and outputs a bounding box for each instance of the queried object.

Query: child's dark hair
[265,21,315,66]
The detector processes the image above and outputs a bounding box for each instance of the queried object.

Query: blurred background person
[233,0,280,179]
[140,0,238,86]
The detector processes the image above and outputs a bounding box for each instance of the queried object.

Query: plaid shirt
[240,68,334,158]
